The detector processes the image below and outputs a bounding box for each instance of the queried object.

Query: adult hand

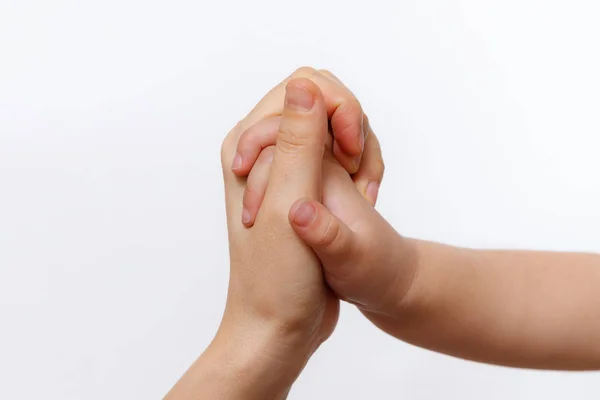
[167,74,343,400]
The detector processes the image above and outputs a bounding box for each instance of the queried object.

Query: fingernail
[285,85,314,111]
[231,153,243,170]
[353,155,362,171]
[292,202,317,227]
[242,208,251,225]
[358,124,365,152]
[359,130,365,152]
[366,181,380,206]
[363,115,371,141]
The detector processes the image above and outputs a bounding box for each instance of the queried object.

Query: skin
[237,72,600,371]
[167,67,600,399]
[165,69,383,399]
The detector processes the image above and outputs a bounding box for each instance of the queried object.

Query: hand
[167,69,362,400]
[219,77,339,370]
[231,67,367,180]
[235,70,418,317]
[233,69,383,227]
[235,71,600,372]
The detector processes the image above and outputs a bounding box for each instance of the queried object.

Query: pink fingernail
[231,153,243,170]
[292,202,316,227]
[242,208,251,225]
[366,182,380,206]
[285,85,314,111]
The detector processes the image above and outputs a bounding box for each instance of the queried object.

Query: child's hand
[236,79,600,371]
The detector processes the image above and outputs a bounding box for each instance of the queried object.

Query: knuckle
[258,145,276,163]
[292,66,317,78]
[277,126,310,153]
[220,132,238,167]
[336,95,362,119]
[373,157,385,178]
[363,113,370,128]
[317,69,337,81]
[317,69,344,86]
[243,186,260,208]
[349,96,363,112]
[235,127,251,148]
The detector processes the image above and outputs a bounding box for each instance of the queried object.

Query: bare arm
[277,158,600,370]
[167,74,353,399]
[165,328,298,399]
[230,67,600,371]
[365,240,600,370]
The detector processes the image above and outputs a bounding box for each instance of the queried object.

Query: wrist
[394,237,422,312]
[358,234,421,318]
[209,319,312,397]
[166,325,307,400]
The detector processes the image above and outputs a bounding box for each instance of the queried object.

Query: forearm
[367,239,600,370]
[165,323,309,400]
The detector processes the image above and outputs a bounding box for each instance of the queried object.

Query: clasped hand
[211,68,415,399]
[166,67,600,400]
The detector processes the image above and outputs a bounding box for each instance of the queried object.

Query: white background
[2,0,600,398]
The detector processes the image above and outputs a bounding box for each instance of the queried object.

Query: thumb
[289,198,357,278]
[290,198,413,314]
[264,78,328,207]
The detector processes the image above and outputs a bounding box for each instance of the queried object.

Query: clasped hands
[165,67,600,400]
[213,67,416,398]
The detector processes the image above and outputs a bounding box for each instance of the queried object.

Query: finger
[317,69,365,172]
[262,78,328,211]
[352,116,384,206]
[290,196,409,314]
[241,145,275,227]
[220,68,311,223]
[289,198,357,271]
[252,71,364,160]
[221,67,318,172]
[310,72,364,172]
[231,115,344,179]
[317,69,345,85]
[220,68,329,230]
[225,68,364,171]
[231,116,281,176]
